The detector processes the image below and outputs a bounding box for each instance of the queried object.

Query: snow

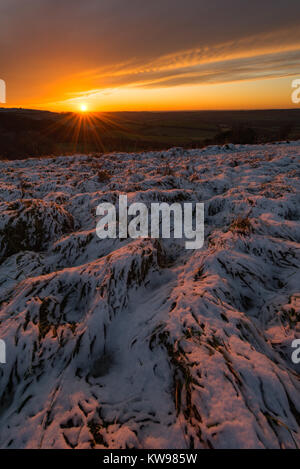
[0,141,299,448]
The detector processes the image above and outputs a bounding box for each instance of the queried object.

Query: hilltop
[0,142,299,448]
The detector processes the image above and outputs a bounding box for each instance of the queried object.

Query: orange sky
[41,75,300,113]
[1,0,300,112]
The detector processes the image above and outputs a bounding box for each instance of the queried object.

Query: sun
[79,104,88,112]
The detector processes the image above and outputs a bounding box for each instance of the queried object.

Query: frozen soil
[0,141,299,448]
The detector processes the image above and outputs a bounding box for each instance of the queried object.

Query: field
[1,108,300,159]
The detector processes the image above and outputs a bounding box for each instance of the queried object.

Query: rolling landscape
[0,108,300,159]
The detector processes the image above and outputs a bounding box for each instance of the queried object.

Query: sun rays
[38,109,131,155]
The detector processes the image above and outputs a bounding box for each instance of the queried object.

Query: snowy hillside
[0,142,299,449]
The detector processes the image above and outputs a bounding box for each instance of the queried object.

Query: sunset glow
[1,1,300,112]
[1,0,300,452]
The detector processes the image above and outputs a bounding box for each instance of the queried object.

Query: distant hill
[0,108,300,159]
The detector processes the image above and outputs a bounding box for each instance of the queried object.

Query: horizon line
[0,106,299,114]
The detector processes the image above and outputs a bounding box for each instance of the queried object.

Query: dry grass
[97,169,111,183]
[230,216,253,235]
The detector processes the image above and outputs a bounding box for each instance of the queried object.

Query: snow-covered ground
[0,142,299,449]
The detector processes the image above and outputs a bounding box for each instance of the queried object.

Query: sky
[0,0,300,112]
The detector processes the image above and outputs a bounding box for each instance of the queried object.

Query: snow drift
[0,142,299,448]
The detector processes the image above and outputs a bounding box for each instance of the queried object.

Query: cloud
[52,35,300,106]
[1,0,300,105]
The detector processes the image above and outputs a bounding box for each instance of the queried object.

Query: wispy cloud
[1,0,300,108]
[52,42,300,107]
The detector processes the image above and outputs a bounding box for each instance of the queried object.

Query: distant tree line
[204,123,294,146]
[0,110,298,160]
